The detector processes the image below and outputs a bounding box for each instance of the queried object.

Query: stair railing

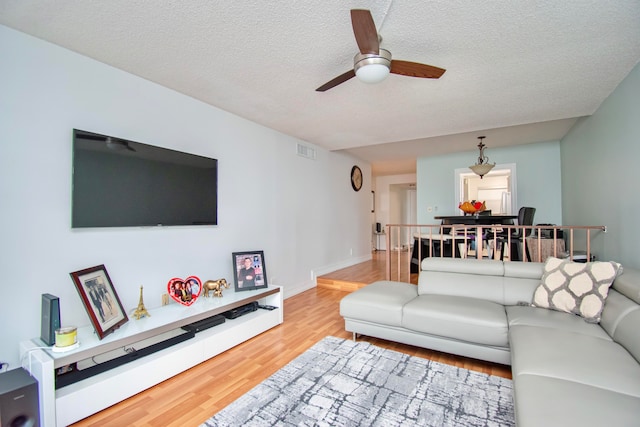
[384,224,606,282]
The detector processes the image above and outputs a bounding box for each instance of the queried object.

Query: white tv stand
[20,286,283,427]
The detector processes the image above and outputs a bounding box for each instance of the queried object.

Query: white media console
[20,286,283,426]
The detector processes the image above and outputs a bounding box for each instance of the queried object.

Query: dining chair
[498,207,536,261]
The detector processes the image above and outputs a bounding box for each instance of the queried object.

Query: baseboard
[282,280,316,299]
[312,254,372,280]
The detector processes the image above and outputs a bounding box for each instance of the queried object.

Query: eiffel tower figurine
[133,285,150,320]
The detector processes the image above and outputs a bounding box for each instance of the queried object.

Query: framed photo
[70,264,128,339]
[232,251,268,292]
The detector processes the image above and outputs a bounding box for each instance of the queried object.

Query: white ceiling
[1,0,639,175]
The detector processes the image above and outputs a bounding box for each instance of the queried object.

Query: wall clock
[350,165,363,192]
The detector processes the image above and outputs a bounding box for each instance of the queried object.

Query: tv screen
[72,129,218,228]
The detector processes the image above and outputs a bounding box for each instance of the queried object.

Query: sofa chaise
[340,257,640,426]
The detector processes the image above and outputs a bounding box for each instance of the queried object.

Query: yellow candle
[55,327,77,347]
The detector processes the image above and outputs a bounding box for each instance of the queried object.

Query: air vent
[297,143,316,160]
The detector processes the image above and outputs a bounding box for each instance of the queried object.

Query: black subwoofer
[0,368,39,427]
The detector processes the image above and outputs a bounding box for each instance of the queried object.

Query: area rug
[202,336,514,426]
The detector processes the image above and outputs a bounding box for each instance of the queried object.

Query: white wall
[388,185,417,249]
[0,25,371,369]
[373,173,417,250]
[414,58,640,268]
[417,142,563,225]
[560,62,640,268]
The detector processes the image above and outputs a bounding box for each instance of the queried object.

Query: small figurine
[133,286,150,320]
[203,278,229,298]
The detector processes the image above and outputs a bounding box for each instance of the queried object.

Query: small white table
[373,230,386,251]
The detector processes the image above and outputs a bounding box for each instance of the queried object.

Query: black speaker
[375,222,382,233]
[40,294,60,346]
[0,368,39,427]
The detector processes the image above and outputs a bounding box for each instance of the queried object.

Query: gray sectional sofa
[340,257,640,426]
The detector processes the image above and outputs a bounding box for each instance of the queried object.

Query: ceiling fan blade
[390,60,446,79]
[316,69,356,92]
[351,9,379,54]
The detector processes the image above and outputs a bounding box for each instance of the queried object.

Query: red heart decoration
[167,276,202,306]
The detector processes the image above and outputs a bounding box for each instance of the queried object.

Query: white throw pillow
[532,257,622,323]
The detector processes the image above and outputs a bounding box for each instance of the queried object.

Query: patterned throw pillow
[532,257,622,323]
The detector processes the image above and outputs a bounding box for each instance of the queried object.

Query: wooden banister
[384,224,606,282]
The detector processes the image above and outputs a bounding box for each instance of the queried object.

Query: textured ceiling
[1,0,639,175]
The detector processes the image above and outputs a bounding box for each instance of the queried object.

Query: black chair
[498,207,536,261]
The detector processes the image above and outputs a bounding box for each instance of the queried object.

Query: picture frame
[232,250,268,292]
[69,264,128,340]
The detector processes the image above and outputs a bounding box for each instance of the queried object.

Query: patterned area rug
[202,336,514,426]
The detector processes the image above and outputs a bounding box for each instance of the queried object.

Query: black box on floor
[0,368,40,427]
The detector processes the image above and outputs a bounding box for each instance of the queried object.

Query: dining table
[434,214,518,259]
[411,214,520,270]
[433,214,518,226]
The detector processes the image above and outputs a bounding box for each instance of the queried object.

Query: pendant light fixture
[469,136,495,179]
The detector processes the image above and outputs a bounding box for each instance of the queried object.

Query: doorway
[389,184,416,250]
[455,164,517,214]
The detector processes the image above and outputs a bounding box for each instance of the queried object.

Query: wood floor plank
[317,250,418,290]
[71,255,511,426]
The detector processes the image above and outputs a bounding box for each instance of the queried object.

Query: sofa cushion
[502,262,544,304]
[418,270,506,303]
[532,257,622,323]
[419,256,506,304]
[600,289,637,337]
[503,261,544,280]
[419,258,543,305]
[600,289,640,365]
[609,307,640,364]
[513,374,640,427]
[402,295,508,347]
[420,257,505,276]
[340,281,418,327]
[506,305,612,341]
[509,325,640,397]
[612,267,640,304]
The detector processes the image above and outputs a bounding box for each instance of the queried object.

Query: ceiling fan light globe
[356,64,390,83]
[353,49,392,84]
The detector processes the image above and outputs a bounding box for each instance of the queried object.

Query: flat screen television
[72,129,218,228]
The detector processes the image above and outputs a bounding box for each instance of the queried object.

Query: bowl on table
[458,201,486,215]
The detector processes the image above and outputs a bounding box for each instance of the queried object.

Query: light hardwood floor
[71,252,511,427]
[316,249,418,290]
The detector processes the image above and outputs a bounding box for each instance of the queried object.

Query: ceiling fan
[316,9,446,92]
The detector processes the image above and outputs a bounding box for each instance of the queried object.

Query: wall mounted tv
[72,129,218,228]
